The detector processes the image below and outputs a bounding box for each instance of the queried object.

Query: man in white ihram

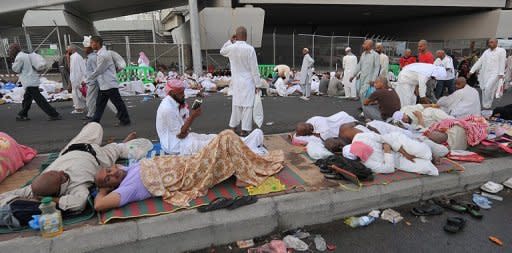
[299,48,315,101]
[469,38,507,109]
[342,47,358,99]
[69,45,86,114]
[221,26,260,137]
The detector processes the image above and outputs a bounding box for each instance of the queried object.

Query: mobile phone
[191,99,203,110]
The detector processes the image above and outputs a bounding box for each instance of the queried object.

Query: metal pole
[151,12,157,69]
[292,31,295,68]
[22,24,32,52]
[63,34,68,50]
[312,33,315,58]
[125,36,131,64]
[273,27,276,65]
[53,20,63,57]
[188,0,202,75]
[330,33,334,69]
[205,49,209,72]
[1,37,10,74]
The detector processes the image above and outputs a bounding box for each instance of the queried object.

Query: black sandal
[197,197,234,212]
[460,201,483,219]
[411,204,444,216]
[227,196,258,210]
[433,198,467,213]
[443,217,466,233]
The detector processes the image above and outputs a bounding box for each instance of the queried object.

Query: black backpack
[0,199,41,229]
[315,155,374,181]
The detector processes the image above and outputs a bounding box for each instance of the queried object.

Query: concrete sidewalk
[1,156,511,253]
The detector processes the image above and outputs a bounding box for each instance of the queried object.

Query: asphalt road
[0,89,510,153]
[193,190,512,253]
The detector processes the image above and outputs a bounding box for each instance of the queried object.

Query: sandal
[460,201,483,219]
[411,204,444,216]
[324,173,345,180]
[433,198,467,213]
[227,196,258,210]
[197,197,234,212]
[443,217,466,233]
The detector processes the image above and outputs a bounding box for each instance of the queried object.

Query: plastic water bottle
[314,235,327,251]
[128,144,135,166]
[38,197,63,238]
[344,216,375,228]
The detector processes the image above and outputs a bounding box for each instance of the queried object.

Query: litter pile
[0,78,72,104]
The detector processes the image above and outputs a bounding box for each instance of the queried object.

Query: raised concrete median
[1,156,511,253]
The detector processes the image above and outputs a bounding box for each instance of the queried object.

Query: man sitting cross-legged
[363,77,401,121]
[93,130,285,212]
[156,79,267,156]
[0,123,150,213]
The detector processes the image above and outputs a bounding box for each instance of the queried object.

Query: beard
[171,93,186,105]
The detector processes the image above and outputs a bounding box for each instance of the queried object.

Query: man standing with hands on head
[86,36,131,126]
[299,48,315,101]
[221,26,260,137]
[469,38,507,109]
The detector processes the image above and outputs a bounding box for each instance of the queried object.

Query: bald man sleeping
[0,123,151,213]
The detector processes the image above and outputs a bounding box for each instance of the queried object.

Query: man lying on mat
[0,123,151,213]
[293,111,357,145]
[93,130,285,212]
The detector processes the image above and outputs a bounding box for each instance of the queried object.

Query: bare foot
[236,179,250,188]
[433,157,442,165]
[123,131,137,143]
[106,136,116,144]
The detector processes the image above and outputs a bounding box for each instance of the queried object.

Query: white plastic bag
[306,141,333,160]
[253,91,264,128]
[495,78,504,99]
[109,50,126,72]
[29,53,47,72]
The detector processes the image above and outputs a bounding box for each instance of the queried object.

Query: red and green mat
[99,166,305,224]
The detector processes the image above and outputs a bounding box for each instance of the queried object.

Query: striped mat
[99,166,305,224]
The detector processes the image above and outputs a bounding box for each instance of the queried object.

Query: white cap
[345,47,352,52]
[82,36,91,48]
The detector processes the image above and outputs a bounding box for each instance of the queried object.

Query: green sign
[39,48,57,56]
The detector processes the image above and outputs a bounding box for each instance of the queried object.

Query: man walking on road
[220,26,260,136]
[86,36,131,126]
[299,48,315,101]
[469,38,507,109]
[9,43,62,121]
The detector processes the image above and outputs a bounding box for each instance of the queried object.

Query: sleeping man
[294,111,357,144]
[93,130,285,211]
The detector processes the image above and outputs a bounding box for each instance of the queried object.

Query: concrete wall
[94,19,154,31]
[496,10,512,38]
[239,0,506,8]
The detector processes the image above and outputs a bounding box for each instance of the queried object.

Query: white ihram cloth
[434,56,455,80]
[470,47,507,109]
[379,53,390,78]
[437,85,481,118]
[352,132,438,176]
[342,54,358,98]
[220,40,260,131]
[70,52,86,110]
[156,96,267,156]
[306,111,357,140]
[392,63,446,107]
[272,77,302,97]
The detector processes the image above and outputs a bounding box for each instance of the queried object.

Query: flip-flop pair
[410,204,444,216]
[433,197,483,219]
[444,217,466,233]
[197,196,257,213]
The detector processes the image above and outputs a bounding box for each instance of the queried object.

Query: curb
[1,156,511,253]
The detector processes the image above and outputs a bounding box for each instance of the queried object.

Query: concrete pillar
[188,0,202,75]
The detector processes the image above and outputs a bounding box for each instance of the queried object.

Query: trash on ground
[503,177,512,189]
[489,236,504,246]
[368,209,381,218]
[419,216,428,223]
[283,235,309,251]
[472,193,493,209]
[480,181,504,194]
[314,235,327,251]
[381,209,404,224]
[248,240,287,253]
[266,122,274,126]
[344,215,375,228]
[326,244,336,252]
[405,221,412,226]
[236,239,255,249]
[292,229,310,239]
[480,192,503,201]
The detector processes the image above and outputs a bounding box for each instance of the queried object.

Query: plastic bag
[306,141,333,160]
[283,235,309,251]
[253,91,264,128]
[29,53,47,72]
[496,78,504,99]
[109,50,126,72]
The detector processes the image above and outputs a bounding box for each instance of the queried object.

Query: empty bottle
[344,215,375,228]
[38,197,63,238]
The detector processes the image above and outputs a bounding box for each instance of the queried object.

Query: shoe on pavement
[48,115,63,121]
[300,96,310,101]
[16,116,31,121]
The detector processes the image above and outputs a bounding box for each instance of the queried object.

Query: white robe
[379,53,390,78]
[342,54,358,98]
[401,104,453,131]
[392,63,446,107]
[306,111,357,140]
[69,52,86,110]
[437,85,481,118]
[156,96,267,156]
[470,47,507,109]
[299,54,315,85]
[352,132,438,176]
[272,78,302,97]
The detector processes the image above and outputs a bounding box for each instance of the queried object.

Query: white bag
[253,91,264,128]
[306,141,333,160]
[29,53,47,72]
[495,78,504,99]
[109,50,126,72]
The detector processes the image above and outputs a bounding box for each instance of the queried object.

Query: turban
[350,141,374,162]
[345,47,351,52]
[392,111,404,122]
[165,79,185,94]
[82,36,91,48]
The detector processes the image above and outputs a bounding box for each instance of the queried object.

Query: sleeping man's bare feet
[123,132,137,143]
